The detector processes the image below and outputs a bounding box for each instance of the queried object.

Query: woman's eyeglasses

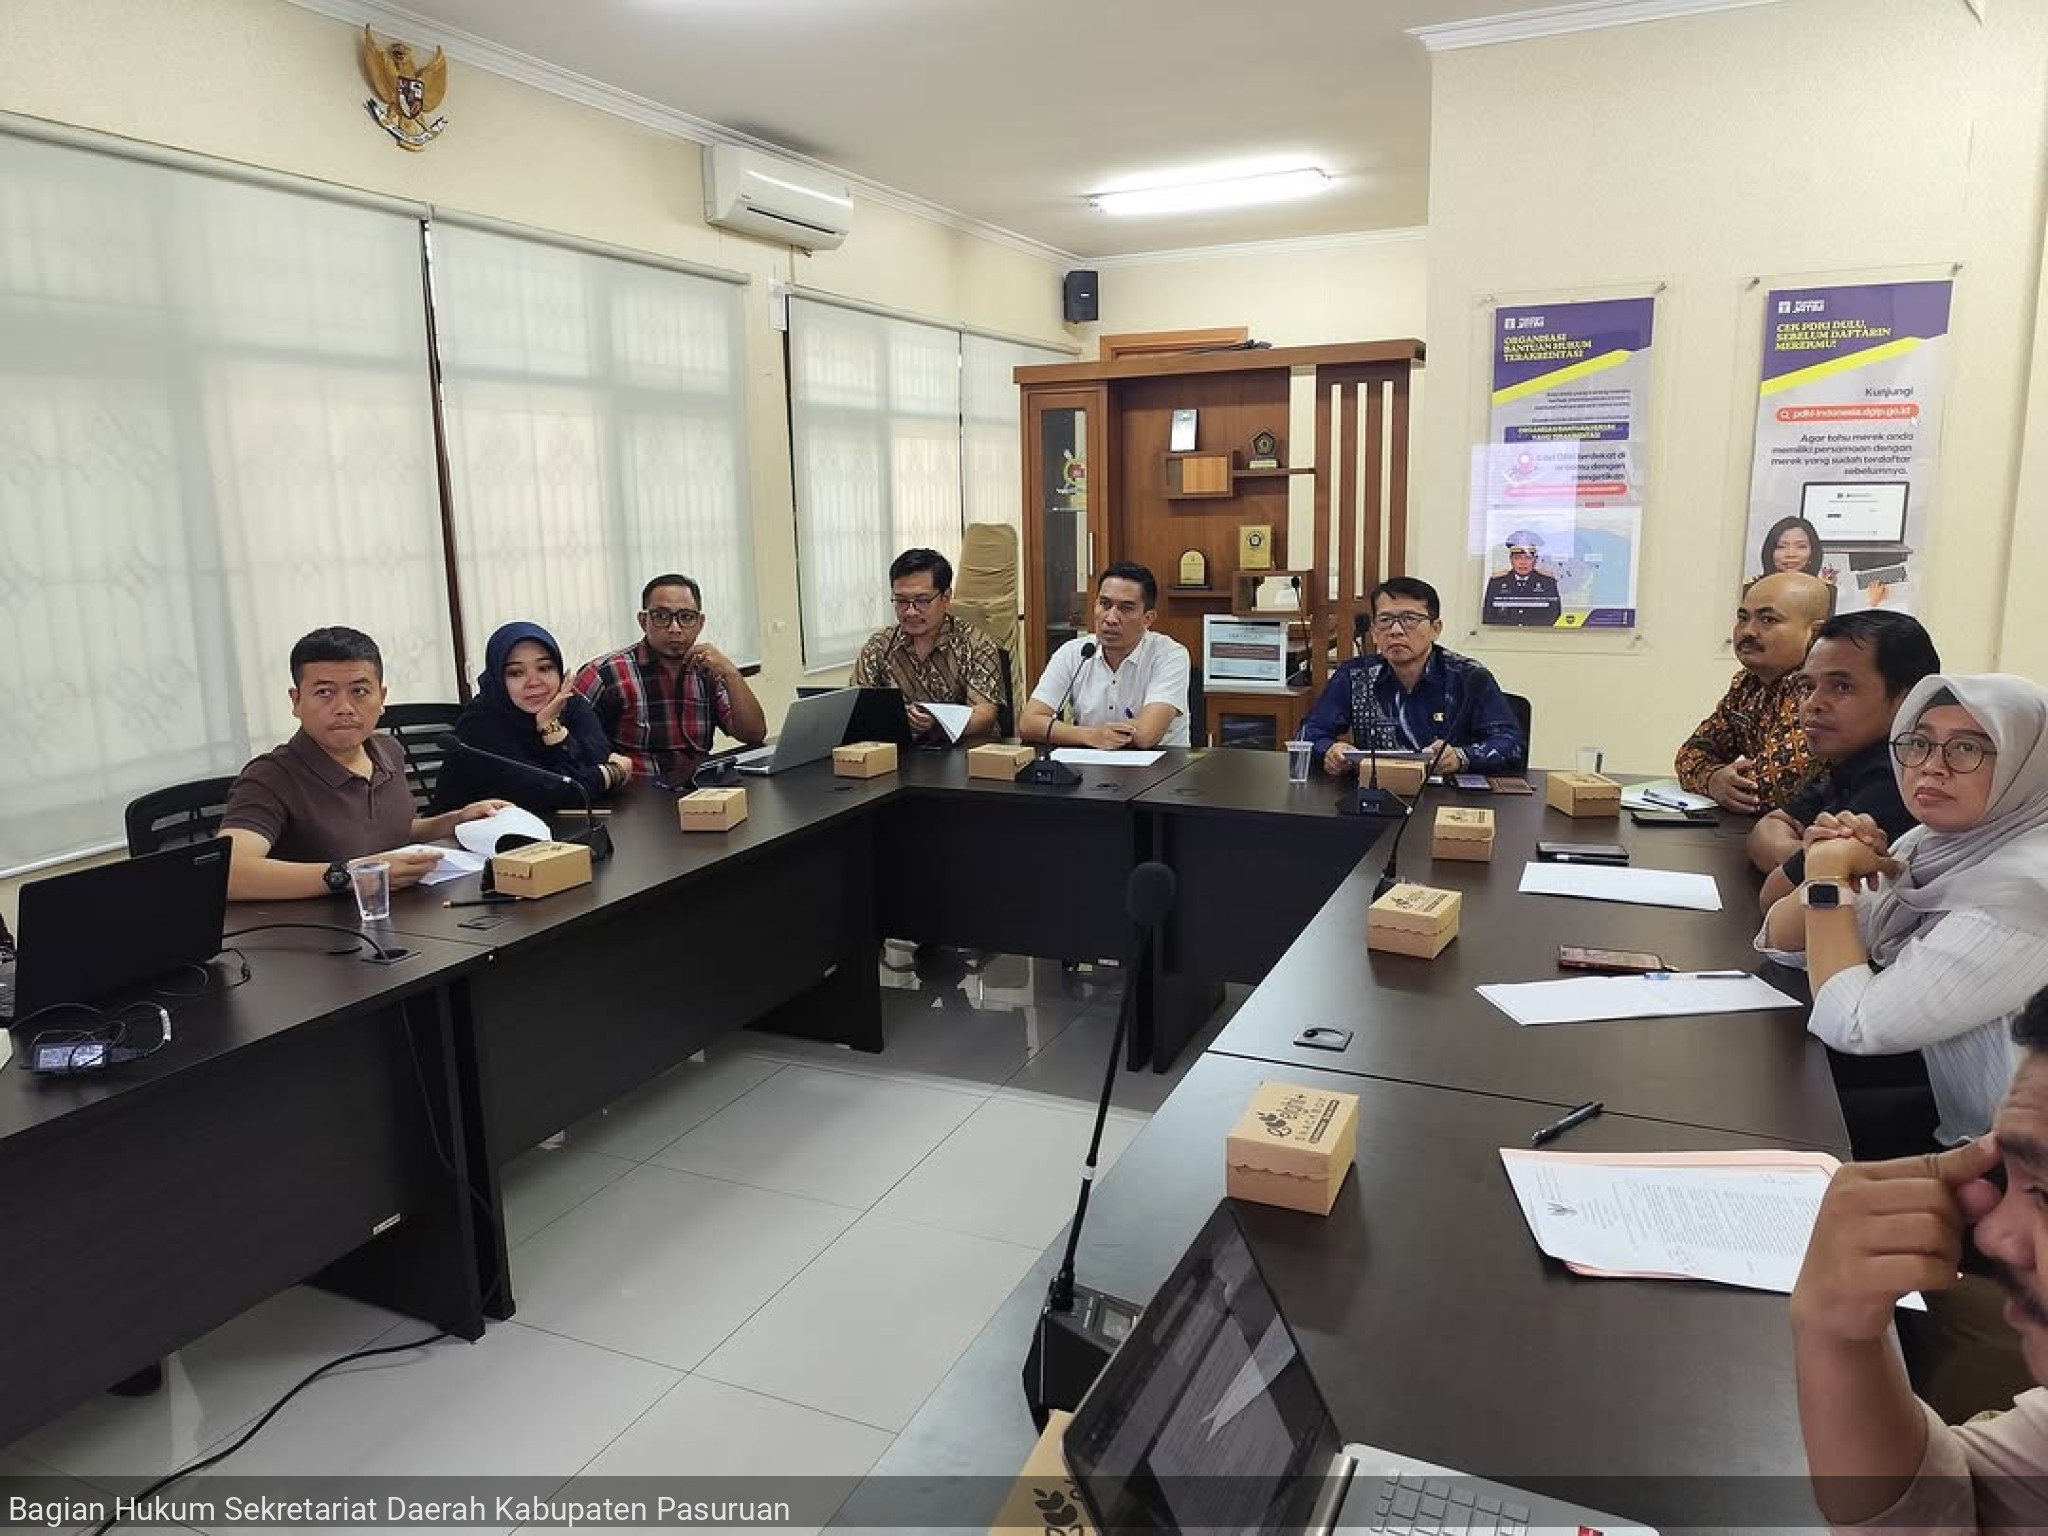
[1891,733,1997,774]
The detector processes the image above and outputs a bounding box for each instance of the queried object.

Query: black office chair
[380,702,464,810]
[1504,692,1534,768]
[123,776,237,857]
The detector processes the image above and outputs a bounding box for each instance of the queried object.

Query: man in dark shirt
[221,627,507,901]
[1302,577,1526,776]
[1749,611,1941,912]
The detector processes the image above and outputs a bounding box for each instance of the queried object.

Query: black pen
[1530,1099,1604,1147]
[442,895,517,908]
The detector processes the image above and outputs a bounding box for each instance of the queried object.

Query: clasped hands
[1801,810,1903,889]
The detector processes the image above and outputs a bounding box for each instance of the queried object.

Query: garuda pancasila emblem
[360,25,448,151]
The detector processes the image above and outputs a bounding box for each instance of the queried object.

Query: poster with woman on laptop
[1745,279,1951,615]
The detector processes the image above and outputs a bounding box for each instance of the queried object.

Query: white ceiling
[335,0,1676,258]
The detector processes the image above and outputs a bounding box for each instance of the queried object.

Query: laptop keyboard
[1365,1474,1533,1536]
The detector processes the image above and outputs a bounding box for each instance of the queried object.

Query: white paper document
[1498,1149,1928,1308]
[393,844,488,888]
[923,702,975,743]
[1618,778,1716,813]
[1518,861,1722,911]
[1478,972,1802,1027]
[454,804,552,857]
[1050,748,1165,767]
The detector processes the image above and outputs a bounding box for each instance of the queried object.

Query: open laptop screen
[1799,481,1908,544]
[1064,1200,1343,1534]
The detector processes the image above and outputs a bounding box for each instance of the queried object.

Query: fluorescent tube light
[1090,168,1332,217]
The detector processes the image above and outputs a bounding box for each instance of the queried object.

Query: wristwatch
[324,861,351,894]
[1800,879,1849,909]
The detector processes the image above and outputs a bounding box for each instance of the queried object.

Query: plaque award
[1176,548,1209,588]
[1238,524,1273,571]
[1247,430,1281,471]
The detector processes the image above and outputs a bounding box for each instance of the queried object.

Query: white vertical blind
[962,333,1062,540]
[787,299,1062,667]
[0,132,453,870]
[431,224,757,680]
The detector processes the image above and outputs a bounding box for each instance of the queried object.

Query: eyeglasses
[643,607,704,630]
[891,592,944,611]
[1372,612,1433,632]
[1508,547,1538,558]
[1891,733,1997,774]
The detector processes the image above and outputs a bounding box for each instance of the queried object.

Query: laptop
[799,685,917,749]
[735,686,860,776]
[0,837,233,1029]
[1799,481,1913,558]
[1064,1199,1655,1536]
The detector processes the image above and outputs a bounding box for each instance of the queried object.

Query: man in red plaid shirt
[573,574,767,782]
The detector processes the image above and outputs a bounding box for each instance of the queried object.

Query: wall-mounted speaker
[1063,269,1099,324]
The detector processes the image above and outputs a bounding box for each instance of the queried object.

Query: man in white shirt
[1023,562,1190,750]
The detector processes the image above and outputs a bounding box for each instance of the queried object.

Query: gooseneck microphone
[1023,640,1096,788]
[435,733,614,862]
[1024,861,1175,1427]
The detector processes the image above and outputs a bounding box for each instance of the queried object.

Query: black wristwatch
[323,861,351,894]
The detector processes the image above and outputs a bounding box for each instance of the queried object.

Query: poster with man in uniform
[1482,529,1563,627]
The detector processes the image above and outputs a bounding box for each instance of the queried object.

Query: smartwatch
[324,861,352,894]
[1800,879,1849,910]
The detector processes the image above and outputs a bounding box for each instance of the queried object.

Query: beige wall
[0,0,1078,734]
[1086,233,1431,572]
[1419,0,2048,773]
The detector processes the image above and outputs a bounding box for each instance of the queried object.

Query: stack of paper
[1478,972,1800,1027]
[392,844,489,888]
[1517,861,1722,911]
[1050,748,1165,767]
[1618,778,1716,813]
[1499,1149,1923,1306]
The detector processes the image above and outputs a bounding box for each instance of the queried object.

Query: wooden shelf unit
[1016,337,1424,744]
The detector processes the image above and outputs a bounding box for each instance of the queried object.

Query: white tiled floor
[2,959,1229,1522]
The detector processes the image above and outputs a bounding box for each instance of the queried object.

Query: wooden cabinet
[1015,341,1424,746]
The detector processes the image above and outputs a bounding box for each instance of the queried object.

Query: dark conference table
[839,1053,1828,1533]
[8,746,1843,1477]
[0,927,493,1447]
[1208,780,1847,1148]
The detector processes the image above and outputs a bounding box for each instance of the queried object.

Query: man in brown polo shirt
[850,548,1003,745]
[220,627,507,901]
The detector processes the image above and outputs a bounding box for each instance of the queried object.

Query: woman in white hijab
[1761,673,2048,1148]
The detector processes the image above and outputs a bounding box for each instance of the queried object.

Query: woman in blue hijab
[430,622,630,814]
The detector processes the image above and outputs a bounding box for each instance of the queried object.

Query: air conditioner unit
[703,144,853,251]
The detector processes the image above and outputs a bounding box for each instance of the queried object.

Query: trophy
[1246,430,1281,471]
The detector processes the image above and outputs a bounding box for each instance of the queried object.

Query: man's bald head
[1733,572,1831,681]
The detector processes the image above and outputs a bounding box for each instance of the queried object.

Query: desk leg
[314,988,489,1340]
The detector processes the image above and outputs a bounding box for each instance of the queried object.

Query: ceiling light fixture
[1089,167,1333,217]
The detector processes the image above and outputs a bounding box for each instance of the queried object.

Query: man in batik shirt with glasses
[851,548,1003,747]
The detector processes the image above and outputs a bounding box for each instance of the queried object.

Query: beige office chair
[951,522,1022,733]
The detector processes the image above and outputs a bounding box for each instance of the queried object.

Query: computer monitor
[1799,481,1909,546]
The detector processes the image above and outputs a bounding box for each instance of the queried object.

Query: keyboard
[1356,1473,1535,1536]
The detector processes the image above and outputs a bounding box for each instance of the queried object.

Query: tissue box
[1431,806,1495,863]
[832,741,898,778]
[987,1410,1093,1536]
[677,786,748,832]
[968,742,1037,781]
[1225,1081,1361,1216]
[1546,771,1622,817]
[487,840,593,899]
[1357,755,1428,797]
[1366,882,1462,959]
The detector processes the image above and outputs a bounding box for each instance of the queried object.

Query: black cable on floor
[89,1329,448,1535]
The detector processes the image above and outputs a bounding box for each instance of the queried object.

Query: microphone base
[1022,1282,1141,1430]
[1021,756,1084,788]
[564,822,614,862]
[1339,788,1411,819]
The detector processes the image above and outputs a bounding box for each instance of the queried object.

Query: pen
[1531,1100,1604,1147]
[1647,970,1752,980]
[442,895,517,908]
[1642,790,1690,810]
